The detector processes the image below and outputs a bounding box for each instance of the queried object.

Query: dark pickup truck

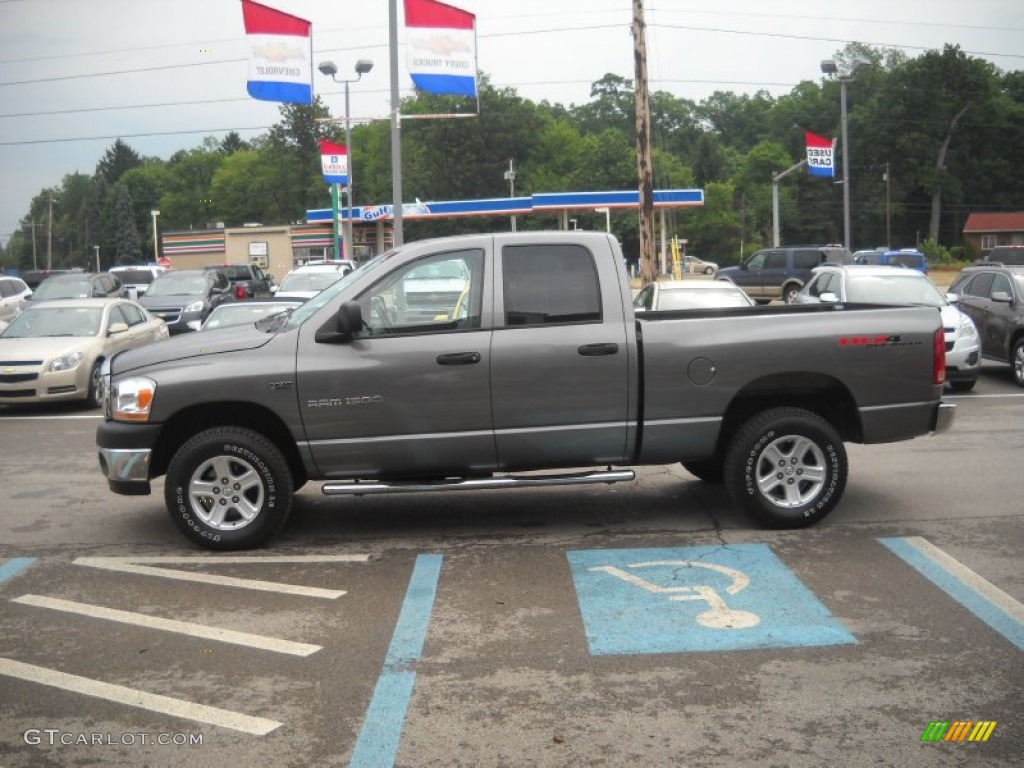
[203,263,274,298]
[97,232,954,549]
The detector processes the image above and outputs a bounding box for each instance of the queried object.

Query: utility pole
[388,0,404,247]
[47,194,54,270]
[884,162,891,247]
[632,0,656,285]
[31,216,37,270]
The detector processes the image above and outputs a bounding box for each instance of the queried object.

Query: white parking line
[12,594,322,657]
[74,555,371,599]
[0,657,282,735]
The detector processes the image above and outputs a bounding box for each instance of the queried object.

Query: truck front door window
[358,249,484,334]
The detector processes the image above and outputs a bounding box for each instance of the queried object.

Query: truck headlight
[110,376,157,422]
[185,300,205,313]
[49,351,84,372]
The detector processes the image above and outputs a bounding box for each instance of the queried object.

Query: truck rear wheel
[723,407,847,528]
[164,427,293,550]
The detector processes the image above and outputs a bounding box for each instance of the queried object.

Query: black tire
[703,266,714,275]
[723,407,847,529]
[164,427,293,550]
[1013,338,1024,388]
[949,379,976,392]
[682,458,724,484]
[86,361,104,409]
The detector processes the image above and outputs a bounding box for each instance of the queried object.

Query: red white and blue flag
[805,131,835,177]
[320,140,348,185]
[404,0,477,98]
[241,0,312,104]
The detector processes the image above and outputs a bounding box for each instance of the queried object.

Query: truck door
[490,242,630,470]
[295,247,495,478]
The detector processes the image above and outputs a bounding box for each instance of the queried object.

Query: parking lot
[1,363,1022,767]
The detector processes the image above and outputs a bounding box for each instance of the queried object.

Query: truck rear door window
[502,244,601,326]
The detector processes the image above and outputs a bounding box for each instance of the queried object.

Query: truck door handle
[577,343,619,356]
[436,352,481,366]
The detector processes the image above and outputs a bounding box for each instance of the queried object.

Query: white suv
[274,263,350,299]
[796,264,981,391]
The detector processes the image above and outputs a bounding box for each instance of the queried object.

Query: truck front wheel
[164,427,294,550]
[723,408,847,528]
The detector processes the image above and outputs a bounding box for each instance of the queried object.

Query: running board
[321,469,636,496]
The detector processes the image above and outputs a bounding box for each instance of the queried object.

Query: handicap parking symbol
[567,544,856,655]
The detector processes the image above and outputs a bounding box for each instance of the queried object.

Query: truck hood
[111,325,274,375]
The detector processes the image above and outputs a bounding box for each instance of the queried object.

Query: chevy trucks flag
[404,0,478,97]
[805,131,835,177]
[241,0,312,104]
[320,140,348,185]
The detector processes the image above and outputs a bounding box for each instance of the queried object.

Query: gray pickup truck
[96,231,954,549]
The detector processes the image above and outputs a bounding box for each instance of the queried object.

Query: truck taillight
[235,284,248,300]
[933,327,946,385]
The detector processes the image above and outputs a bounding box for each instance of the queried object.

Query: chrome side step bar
[321,469,635,496]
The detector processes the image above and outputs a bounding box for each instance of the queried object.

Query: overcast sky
[1,0,1021,247]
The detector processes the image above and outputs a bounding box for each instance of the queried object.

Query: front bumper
[96,420,162,495]
[0,365,90,404]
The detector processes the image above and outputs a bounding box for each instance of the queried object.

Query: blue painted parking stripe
[0,558,37,584]
[880,536,1024,651]
[349,554,443,768]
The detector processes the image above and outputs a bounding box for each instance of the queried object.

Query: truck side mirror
[315,300,364,343]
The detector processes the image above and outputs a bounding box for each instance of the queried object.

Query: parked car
[200,297,305,330]
[109,265,167,299]
[0,298,168,407]
[0,276,32,322]
[633,279,754,311]
[680,255,718,275]
[797,265,980,390]
[854,248,929,274]
[303,258,356,274]
[979,245,1024,266]
[27,272,124,303]
[715,244,850,304]
[948,265,1024,387]
[274,263,351,299]
[203,263,274,299]
[138,269,234,334]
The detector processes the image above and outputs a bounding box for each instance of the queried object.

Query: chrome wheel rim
[1014,343,1024,385]
[188,455,264,531]
[753,434,827,508]
[90,364,104,407]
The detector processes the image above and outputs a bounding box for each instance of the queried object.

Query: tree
[95,139,144,187]
[112,185,142,263]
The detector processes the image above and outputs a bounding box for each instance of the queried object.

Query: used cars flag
[805,131,835,177]
[404,0,477,97]
[241,0,312,104]
[320,140,348,185]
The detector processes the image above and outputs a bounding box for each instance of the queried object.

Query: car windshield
[146,273,209,296]
[844,275,944,306]
[2,306,103,337]
[658,287,752,310]
[203,303,298,330]
[32,276,91,299]
[278,271,344,293]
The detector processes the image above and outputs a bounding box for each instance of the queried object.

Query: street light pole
[93,245,100,273]
[150,209,160,264]
[504,159,516,232]
[318,59,374,261]
[821,58,870,252]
